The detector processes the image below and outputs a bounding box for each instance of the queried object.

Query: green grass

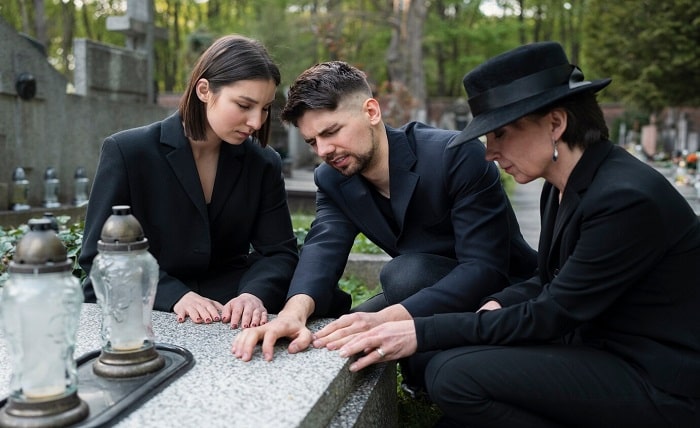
[292,213,384,254]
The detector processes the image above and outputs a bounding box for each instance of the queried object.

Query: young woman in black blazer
[80,35,298,329]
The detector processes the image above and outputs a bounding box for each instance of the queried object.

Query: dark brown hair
[179,35,281,146]
[280,61,372,127]
[531,91,609,150]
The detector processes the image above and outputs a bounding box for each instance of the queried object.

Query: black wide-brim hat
[448,41,611,148]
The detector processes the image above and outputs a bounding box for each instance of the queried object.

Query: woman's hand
[173,291,224,324]
[222,293,268,329]
[312,312,384,350]
[478,300,502,312]
[312,304,412,351]
[336,319,418,372]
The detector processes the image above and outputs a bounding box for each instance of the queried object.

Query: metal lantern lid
[74,166,87,179]
[97,205,149,252]
[9,218,72,274]
[12,167,27,181]
[44,167,58,180]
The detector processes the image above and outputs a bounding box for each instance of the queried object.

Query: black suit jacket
[80,113,298,312]
[289,122,536,317]
[416,140,700,398]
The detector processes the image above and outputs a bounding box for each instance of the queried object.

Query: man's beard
[334,127,377,177]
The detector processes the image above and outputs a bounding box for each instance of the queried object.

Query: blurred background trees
[1,0,698,122]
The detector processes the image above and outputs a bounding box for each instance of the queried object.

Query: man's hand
[222,293,267,329]
[232,314,313,362]
[173,291,224,324]
[231,294,316,362]
[337,319,418,372]
[312,304,412,350]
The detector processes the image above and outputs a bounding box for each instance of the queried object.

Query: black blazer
[415,140,700,398]
[289,122,537,317]
[80,113,298,312]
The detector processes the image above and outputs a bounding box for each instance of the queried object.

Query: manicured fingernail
[177,317,183,322]
[205,318,211,323]
[338,349,348,358]
[214,317,220,322]
[232,324,238,329]
[243,324,249,328]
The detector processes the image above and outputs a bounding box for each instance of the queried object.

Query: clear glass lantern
[90,205,164,377]
[42,167,61,209]
[0,218,88,427]
[10,167,30,211]
[72,166,89,207]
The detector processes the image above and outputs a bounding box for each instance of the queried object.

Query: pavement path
[508,178,544,250]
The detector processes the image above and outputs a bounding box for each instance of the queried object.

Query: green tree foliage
[6,0,694,115]
[583,0,700,112]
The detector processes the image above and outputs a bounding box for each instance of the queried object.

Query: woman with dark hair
[329,42,700,427]
[80,35,298,329]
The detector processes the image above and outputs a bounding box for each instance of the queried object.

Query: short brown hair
[281,61,372,127]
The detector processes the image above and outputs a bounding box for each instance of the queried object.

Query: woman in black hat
[332,41,700,427]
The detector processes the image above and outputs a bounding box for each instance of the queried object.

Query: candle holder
[42,167,60,209]
[10,167,30,211]
[90,205,164,378]
[72,167,89,207]
[0,218,88,427]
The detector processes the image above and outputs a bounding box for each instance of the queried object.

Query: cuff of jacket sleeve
[414,316,438,352]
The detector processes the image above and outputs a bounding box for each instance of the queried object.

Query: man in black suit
[232,61,536,366]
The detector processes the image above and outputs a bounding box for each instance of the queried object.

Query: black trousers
[425,344,700,428]
[351,253,459,313]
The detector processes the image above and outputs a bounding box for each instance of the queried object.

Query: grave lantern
[42,167,61,209]
[72,166,89,207]
[0,218,89,427]
[10,167,30,211]
[90,205,164,378]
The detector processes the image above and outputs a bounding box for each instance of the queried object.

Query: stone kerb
[344,253,391,290]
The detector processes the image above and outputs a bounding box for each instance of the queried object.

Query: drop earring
[552,140,559,162]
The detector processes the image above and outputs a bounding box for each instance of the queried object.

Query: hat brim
[448,78,611,148]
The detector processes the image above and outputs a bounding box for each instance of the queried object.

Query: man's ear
[195,78,210,102]
[364,98,382,125]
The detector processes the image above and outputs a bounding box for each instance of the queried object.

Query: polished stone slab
[0,304,397,427]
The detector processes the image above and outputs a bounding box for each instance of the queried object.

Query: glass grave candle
[90,205,164,377]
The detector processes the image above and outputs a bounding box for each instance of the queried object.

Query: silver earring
[552,140,559,162]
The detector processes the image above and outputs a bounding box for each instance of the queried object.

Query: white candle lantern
[90,205,164,377]
[0,218,88,427]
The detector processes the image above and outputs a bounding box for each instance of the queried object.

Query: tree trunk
[60,1,75,75]
[407,0,427,121]
[33,0,48,49]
